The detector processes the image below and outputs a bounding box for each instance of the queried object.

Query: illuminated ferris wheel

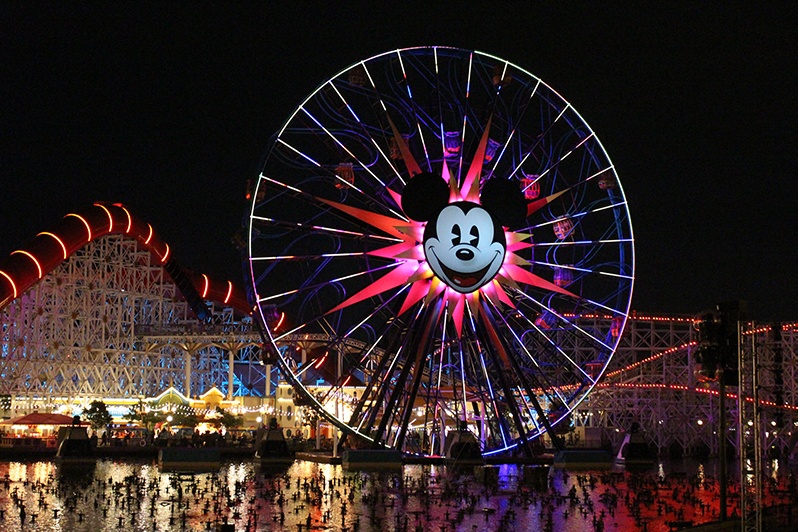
[247,47,634,456]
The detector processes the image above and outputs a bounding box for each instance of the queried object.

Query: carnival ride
[247,46,634,456]
[0,201,795,462]
[0,202,257,401]
[1,48,796,474]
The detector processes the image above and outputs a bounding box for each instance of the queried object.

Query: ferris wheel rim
[248,46,634,456]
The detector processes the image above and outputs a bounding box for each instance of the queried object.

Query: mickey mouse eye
[451,224,461,246]
[469,225,479,246]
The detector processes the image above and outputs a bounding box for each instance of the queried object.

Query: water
[0,458,793,531]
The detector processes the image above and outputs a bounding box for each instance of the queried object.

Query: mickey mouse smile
[427,246,502,292]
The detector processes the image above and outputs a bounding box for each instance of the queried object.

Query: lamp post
[694,301,746,523]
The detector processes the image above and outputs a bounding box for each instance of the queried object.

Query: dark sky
[3,4,796,321]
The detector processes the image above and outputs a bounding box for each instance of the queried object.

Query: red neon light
[161,243,170,263]
[224,281,233,304]
[560,312,694,324]
[201,274,210,298]
[604,341,696,379]
[597,381,798,413]
[38,232,67,259]
[145,224,153,244]
[94,203,114,233]
[314,353,328,369]
[11,250,42,279]
[342,375,352,387]
[66,213,92,241]
[0,270,17,298]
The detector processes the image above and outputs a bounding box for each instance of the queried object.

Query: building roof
[2,412,87,426]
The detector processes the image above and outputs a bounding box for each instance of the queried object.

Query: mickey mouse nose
[456,249,474,261]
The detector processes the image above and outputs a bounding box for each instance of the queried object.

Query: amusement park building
[1,203,796,457]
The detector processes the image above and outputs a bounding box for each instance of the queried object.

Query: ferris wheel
[247,47,634,457]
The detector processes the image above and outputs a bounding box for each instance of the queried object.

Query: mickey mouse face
[401,172,527,295]
[424,202,505,293]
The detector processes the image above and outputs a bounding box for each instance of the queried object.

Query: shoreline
[0,444,258,461]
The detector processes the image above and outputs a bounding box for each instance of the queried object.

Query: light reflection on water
[0,458,791,531]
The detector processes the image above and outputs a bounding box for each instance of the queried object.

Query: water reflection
[0,458,792,531]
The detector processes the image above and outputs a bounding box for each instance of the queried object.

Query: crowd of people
[97,427,257,448]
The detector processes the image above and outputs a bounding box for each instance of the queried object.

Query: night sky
[3,4,796,321]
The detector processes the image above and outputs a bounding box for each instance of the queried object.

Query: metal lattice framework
[575,317,798,460]
[2,225,797,461]
[0,232,263,405]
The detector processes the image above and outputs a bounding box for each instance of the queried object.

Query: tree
[170,410,201,429]
[83,400,113,431]
[214,406,243,430]
[124,400,164,431]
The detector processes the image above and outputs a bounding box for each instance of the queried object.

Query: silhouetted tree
[83,400,113,431]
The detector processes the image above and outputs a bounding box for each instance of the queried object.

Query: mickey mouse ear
[480,178,527,228]
[401,172,450,221]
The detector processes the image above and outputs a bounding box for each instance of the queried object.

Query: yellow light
[66,213,92,241]
[0,270,17,298]
[38,231,68,259]
[94,203,114,233]
[112,204,133,233]
[201,274,210,298]
[11,250,42,279]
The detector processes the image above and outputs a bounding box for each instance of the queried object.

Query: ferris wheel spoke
[395,50,434,172]
[580,296,632,318]
[350,332,406,434]
[450,50,476,183]
[510,101,576,181]
[536,132,595,182]
[338,283,412,339]
[482,294,592,397]
[250,215,401,244]
[476,313,538,455]
[431,48,447,165]
[256,172,405,223]
[517,206,628,245]
[326,80,407,184]
[552,313,614,355]
[484,73,543,180]
[268,138,406,220]
[477,350,510,449]
[506,294,608,378]
[358,57,428,182]
[521,168,619,219]
[531,260,634,282]
[567,199,630,223]
[485,312,581,422]
[532,238,633,249]
[465,303,514,449]
[258,261,398,310]
[298,106,392,189]
[251,251,380,262]
[354,304,433,436]
[380,298,443,447]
